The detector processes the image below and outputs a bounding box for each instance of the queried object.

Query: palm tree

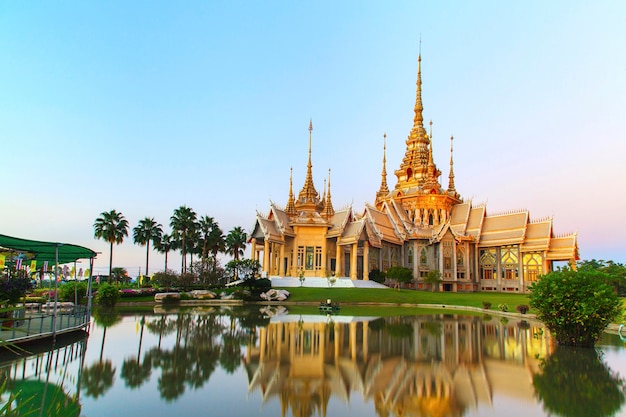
[225,226,247,261]
[133,217,163,279]
[94,210,129,284]
[155,233,173,272]
[197,216,219,262]
[170,206,197,274]
[207,224,225,272]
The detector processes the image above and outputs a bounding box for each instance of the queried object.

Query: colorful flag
[84,269,90,278]
[78,268,83,278]
[30,260,37,271]
[15,258,22,270]
[0,255,5,269]
[43,261,49,272]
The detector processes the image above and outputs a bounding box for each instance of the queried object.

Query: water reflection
[244,312,554,417]
[533,347,626,417]
[1,307,626,417]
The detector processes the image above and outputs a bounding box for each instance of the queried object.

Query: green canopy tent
[0,233,97,264]
[0,234,98,338]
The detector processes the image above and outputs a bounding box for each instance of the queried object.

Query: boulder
[154,292,181,302]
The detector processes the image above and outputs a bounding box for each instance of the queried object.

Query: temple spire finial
[324,168,335,218]
[448,135,457,194]
[376,133,390,205]
[285,167,296,216]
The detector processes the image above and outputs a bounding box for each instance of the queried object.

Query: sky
[1,1,625,276]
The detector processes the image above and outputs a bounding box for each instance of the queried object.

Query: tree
[225,226,247,280]
[386,266,413,289]
[225,226,247,261]
[197,215,219,262]
[133,217,163,279]
[155,233,173,272]
[207,223,225,272]
[578,259,626,295]
[111,267,130,286]
[170,206,197,274]
[94,210,129,284]
[424,269,442,292]
[529,266,622,347]
[226,259,260,282]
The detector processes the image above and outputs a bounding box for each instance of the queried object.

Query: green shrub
[57,282,89,304]
[516,304,529,314]
[529,267,622,347]
[369,269,386,284]
[94,283,120,307]
[482,301,492,310]
[498,303,509,312]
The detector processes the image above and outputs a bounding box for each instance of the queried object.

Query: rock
[189,290,216,299]
[154,292,181,302]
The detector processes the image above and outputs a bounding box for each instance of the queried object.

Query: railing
[0,304,90,343]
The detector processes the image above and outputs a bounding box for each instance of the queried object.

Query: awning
[0,233,97,264]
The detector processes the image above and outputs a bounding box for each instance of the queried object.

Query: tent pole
[52,244,59,343]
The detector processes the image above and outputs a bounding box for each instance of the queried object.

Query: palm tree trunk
[145,241,150,280]
[109,241,114,286]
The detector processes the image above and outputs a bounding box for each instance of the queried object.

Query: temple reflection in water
[243,313,553,417]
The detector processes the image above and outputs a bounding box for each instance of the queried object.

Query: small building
[250,54,578,293]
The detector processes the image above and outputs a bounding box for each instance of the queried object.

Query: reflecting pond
[2,306,626,417]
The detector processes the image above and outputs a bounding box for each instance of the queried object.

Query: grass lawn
[274,287,532,311]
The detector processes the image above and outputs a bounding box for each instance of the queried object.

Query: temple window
[523,252,543,282]
[420,248,428,265]
[501,246,519,280]
[315,246,322,271]
[480,249,497,280]
[456,247,465,266]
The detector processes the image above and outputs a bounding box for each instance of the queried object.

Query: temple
[250,54,578,293]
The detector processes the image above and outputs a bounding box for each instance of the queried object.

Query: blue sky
[1,1,625,275]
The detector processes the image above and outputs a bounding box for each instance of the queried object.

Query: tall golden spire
[447,135,457,194]
[324,169,335,218]
[295,120,320,211]
[376,133,390,204]
[394,48,432,188]
[285,167,297,215]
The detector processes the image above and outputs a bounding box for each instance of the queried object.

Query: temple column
[251,240,257,261]
[321,239,327,277]
[336,245,343,277]
[363,243,370,280]
[350,242,358,280]
[263,240,270,275]
[279,244,285,277]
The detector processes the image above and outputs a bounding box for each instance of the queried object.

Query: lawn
[274,287,532,311]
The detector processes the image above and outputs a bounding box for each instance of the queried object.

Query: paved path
[270,276,389,289]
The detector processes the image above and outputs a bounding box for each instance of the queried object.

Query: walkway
[0,305,90,345]
[270,276,389,289]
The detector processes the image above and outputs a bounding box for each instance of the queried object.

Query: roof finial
[377,133,390,205]
[285,166,296,215]
[324,168,335,218]
[448,135,457,193]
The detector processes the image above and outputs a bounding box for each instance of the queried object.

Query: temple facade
[250,54,578,293]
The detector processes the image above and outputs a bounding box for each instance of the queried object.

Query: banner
[30,260,37,271]
[43,261,49,272]
[0,254,5,269]
[15,258,22,270]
